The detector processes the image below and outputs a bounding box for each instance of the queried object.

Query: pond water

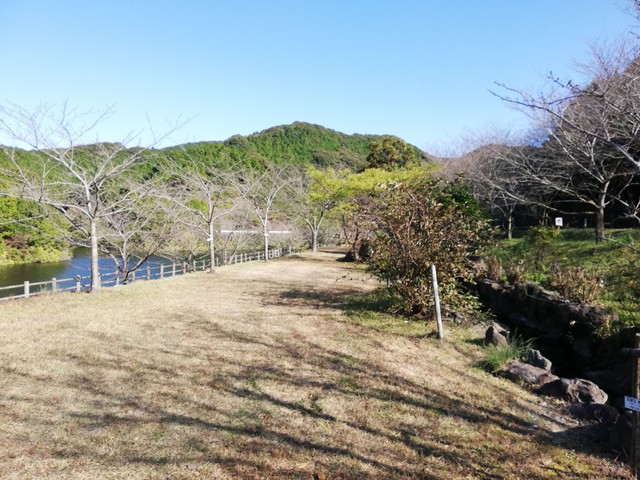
[0,249,181,297]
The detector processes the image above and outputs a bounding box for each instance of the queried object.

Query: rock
[491,321,509,335]
[582,367,630,397]
[610,411,632,456]
[537,378,608,404]
[569,403,618,425]
[500,360,559,386]
[525,349,552,371]
[484,326,508,347]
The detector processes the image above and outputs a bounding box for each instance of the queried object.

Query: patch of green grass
[479,336,532,373]
[342,288,436,338]
[485,228,640,334]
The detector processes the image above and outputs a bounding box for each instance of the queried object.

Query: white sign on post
[554,217,563,227]
[625,395,640,413]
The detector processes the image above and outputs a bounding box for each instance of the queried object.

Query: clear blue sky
[0,1,636,152]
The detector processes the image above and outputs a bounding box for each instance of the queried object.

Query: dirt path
[0,252,630,479]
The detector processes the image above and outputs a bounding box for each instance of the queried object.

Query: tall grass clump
[480,335,532,373]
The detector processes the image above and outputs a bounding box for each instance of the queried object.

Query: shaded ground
[0,252,631,479]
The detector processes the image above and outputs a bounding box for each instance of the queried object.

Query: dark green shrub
[357,179,492,319]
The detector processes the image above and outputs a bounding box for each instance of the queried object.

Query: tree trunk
[90,218,101,291]
[507,214,513,240]
[312,229,318,253]
[595,203,606,243]
[208,221,216,273]
[263,224,269,262]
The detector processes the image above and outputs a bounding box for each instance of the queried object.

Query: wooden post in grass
[623,333,640,478]
[431,264,444,340]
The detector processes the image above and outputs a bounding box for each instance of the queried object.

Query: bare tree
[100,180,179,283]
[0,102,181,289]
[285,166,337,252]
[491,42,640,240]
[217,207,257,264]
[237,164,291,261]
[466,145,528,239]
[163,151,240,273]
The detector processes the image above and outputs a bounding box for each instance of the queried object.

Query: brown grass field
[0,251,632,479]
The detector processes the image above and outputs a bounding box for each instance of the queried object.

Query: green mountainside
[0,122,428,264]
[162,121,407,170]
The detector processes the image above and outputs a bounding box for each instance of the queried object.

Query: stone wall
[475,278,618,374]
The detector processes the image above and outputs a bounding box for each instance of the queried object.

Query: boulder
[568,403,619,425]
[491,321,509,335]
[484,326,508,347]
[537,378,608,404]
[582,367,630,397]
[525,349,552,371]
[500,360,558,386]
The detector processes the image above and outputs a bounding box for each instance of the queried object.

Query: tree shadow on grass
[41,323,607,477]
[1,290,631,478]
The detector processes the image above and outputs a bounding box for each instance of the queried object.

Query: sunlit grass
[0,251,631,478]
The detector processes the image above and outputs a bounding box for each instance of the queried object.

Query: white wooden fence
[0,247,291,301]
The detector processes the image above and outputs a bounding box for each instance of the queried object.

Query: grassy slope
[0,252,630,479]
[485,228,640,332]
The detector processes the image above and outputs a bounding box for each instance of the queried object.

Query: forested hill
[162,121,428,170]
[0,121,430,265]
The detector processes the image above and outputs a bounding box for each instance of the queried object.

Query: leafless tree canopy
[0,102,182,289]
[477,40,640,240]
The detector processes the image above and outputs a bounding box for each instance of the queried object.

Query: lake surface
[0,249,182,297]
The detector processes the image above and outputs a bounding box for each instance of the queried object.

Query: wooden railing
[0,247,291,301]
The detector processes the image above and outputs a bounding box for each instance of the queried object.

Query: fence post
[193,259,196,271]
[146,266,151,280]
[115,273,120,287]
[97,274,102,289]
[172,263,176,276]
[131,271,135,283]
[24,281,30,298]
[75,275,81,292]
[160,264,165,278]
[52,277,57,293]
[431,264,444,340]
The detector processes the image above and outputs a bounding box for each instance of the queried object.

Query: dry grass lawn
[0,252,631,479]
